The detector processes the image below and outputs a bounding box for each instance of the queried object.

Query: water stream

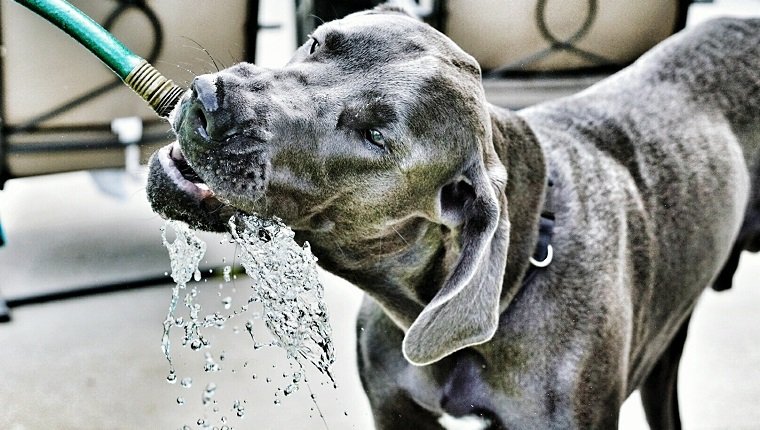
[160,214,335,428]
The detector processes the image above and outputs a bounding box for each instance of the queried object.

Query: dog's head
[148,7,532,365]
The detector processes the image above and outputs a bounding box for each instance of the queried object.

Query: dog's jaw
[156,144,214,202]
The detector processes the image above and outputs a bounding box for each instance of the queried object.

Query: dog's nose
[192,74,219,113]
[186,74,234,142]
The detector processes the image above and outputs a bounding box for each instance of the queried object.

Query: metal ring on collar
[529,244,553,268]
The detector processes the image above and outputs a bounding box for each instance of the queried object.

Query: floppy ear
[402,156,509,366]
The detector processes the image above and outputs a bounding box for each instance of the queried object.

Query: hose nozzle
[125,60,185,118]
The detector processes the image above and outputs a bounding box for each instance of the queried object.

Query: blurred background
[0,0,759,429]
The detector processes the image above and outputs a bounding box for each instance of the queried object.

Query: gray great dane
[146,6,760,429]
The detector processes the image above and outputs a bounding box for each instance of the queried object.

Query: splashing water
[228,213,335,384]
[160,221,207,374]
[160,213,335,426]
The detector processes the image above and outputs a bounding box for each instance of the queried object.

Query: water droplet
[166,371,177,384]
[204,352,221,372]
[273,399,281,405]
[160,214,335,408]
[180,377,192,388]
[176,396,185,405]
[202,382,217,405]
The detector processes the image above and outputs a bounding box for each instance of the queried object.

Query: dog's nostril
[197,110,209,139]
[191,75,220,113]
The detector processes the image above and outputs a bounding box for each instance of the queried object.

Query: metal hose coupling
[125,60,185,118]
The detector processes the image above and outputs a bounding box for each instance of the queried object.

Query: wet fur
[147,11,760,429]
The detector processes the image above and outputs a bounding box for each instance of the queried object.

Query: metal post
[245,0,260,63]
[0,2,10,189]
[0,2,10,322]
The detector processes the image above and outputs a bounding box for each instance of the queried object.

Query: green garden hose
[14,0,184,118]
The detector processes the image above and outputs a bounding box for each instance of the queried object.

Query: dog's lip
[157,143,214,201]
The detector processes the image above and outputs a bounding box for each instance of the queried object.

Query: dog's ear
[402,154,509,366]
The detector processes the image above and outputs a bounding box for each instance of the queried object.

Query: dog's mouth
[157,142,216,202]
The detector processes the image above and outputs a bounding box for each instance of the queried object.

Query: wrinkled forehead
[314,10,482,82]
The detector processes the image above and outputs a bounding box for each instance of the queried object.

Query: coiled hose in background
[14,0,185,118]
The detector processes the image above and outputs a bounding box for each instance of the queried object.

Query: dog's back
[660,18,760,290]
[520,17,760,389]
[643,18,760,290]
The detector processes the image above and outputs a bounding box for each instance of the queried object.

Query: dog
[146,6,760,429]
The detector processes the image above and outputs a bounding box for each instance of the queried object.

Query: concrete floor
[1,170,760,430]
[2,1,760,429]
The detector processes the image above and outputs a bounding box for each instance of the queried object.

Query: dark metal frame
[0,0,263,322]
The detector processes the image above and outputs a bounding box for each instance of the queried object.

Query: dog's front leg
[357,302,448,430]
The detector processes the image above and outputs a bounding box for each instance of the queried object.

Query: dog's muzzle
[146,72,273,231]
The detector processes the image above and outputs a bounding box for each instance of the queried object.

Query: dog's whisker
[166,61,199,79]
[391,225,409,246]
[227,49,241,65]
[181,37,223,72]
[333,239,346,259]
[308,14,326,27]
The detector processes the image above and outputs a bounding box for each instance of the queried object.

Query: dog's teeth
[170,144,184,161]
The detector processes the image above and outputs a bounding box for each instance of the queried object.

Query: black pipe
[4,275,172,309]
[7,118,165,134]
[6,131,171,154]
[0,3,9,189]
[0,274,173,323]
[244,0,260,63]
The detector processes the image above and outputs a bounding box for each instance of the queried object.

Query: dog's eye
[309,38,320,55]
[364,128,386,148]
